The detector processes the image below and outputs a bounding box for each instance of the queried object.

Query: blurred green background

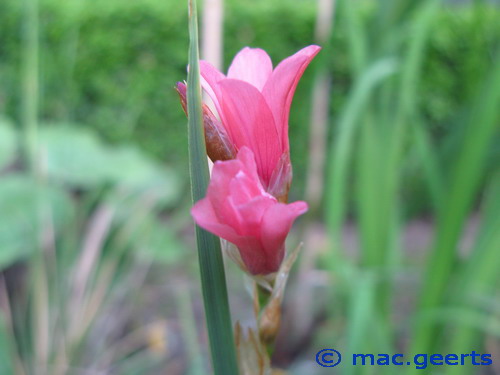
[0,0,499,374]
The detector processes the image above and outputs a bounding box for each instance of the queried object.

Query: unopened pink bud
[175,82,236,162]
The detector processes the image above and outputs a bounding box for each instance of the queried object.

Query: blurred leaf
[39,125,180,204]
[326,57,398,239]
[39,125,116,187]
[0,174,74,269]
[108,146,180,205]
[411,52,500,364]
[344,272,375,375]
[0,118,17,170]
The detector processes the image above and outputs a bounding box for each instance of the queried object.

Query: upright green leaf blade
[326,58,397,241]
[409,53,500,371]
[186,0,239,374]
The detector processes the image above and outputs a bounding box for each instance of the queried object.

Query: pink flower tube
[191,147,308,275]
[198,45,321,202]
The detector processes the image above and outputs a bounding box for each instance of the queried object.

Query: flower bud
[175,82,236,162]
[234,322,271,375]
[258,297,281,344]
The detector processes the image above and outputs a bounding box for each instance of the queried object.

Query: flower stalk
[185,0,239,373]
[235,244,302,374]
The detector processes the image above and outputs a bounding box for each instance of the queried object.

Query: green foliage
[0,0,498,204]
[0,121,185,371]
[319,1,500,374]
[0,175,74,268]
[421,5,500,129]
[39,124,180,196]
[0,122,182,271]
[1,0,189,166]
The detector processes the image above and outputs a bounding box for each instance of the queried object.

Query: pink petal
[228,148,272,204]
[236,147,262,184]
[233,196,275,238]
[227,47,273,91]
[262,45,321,151]
[260,201,308,256]
[218,195,247,233]
[217,79,282,187]
[191,198,241,244]
[207,158,241,208]
[229,171,264,205]
[233,237,271,274]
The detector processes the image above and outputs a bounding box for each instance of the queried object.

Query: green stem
[186,1,239,374]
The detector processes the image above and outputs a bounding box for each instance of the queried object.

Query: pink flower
[199,45,321,202]
[191,147,308,275]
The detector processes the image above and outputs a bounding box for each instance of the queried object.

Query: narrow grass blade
[411,119,445,212]
[409,55,500,369]
[460,173,500,290]
[325,58,397,243]
[186,0,239,374]
[372,0,439,318]
[356,116,385,269]
[443,173,500,374]
[386,0,439,172]
[344,273,375,375]
[340,0,367,76]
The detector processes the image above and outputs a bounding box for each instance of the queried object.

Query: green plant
[1,0,498,209]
